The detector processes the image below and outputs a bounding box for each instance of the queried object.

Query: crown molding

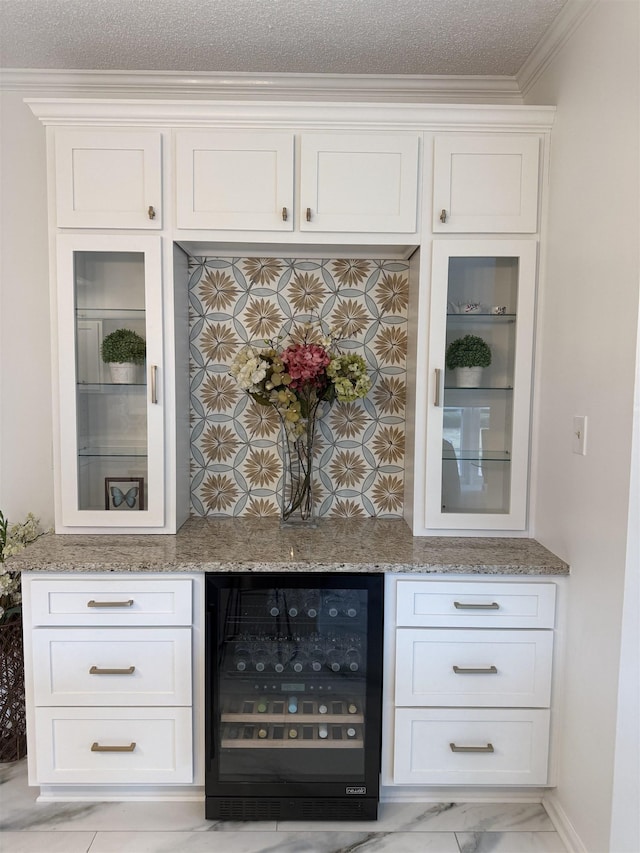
[517,0,599,96]
[1,68,524,104]
[25,98,555,132]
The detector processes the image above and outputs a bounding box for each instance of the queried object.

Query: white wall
[525,1,640,850]
[0,88,54,526]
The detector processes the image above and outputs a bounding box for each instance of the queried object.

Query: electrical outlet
[573,415,588,455]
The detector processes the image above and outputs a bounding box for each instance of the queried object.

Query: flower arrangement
[229,323,371,523]
[229,324,371,436]
[0,511,46,625]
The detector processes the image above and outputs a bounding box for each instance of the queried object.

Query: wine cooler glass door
[206,575,383,798]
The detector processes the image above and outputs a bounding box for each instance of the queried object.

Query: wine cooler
[205,572,384,821]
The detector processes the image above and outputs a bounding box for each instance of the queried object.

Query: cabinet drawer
[33,628,192,706]
[396,581,556,628]
[34,707,193,784]
[30,578,192,626]
[395,628,552,707]
[394,708,550,785]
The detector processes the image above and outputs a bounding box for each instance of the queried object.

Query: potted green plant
[101,328,146,383]
[445,334,492,387]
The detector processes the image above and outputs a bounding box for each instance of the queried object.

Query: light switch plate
[573,415,588,455]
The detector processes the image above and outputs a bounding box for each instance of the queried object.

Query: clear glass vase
[278,400,322,528]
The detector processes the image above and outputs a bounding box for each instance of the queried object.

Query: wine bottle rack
[221,722,363,749]
[221,696,364,725]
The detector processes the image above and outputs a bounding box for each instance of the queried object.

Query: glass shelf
[446,312,516,319]
[444,385,513,392]
[442,448,511,463]
[77,382,146,391]
[76,308,145,321]
[78,446,148,458]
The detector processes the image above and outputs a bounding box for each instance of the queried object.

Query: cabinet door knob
[306,207,312,222]
[282,207,288,221]
[439,208,447,223]
[148,205,156,220]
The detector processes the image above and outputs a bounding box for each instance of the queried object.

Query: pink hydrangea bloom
[281,343,330,390]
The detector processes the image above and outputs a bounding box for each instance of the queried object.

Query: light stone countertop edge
[6,518,570,576]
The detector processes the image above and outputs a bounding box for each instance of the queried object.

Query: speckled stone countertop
[8,518,568,575]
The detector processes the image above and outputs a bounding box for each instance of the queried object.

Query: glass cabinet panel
[56,236,164,528]
[427,241,536,530]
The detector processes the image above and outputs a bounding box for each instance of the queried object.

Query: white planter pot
[108,362,138,384]
[455,366,483,387]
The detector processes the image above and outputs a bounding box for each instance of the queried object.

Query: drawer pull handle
[89,666,136,675]
[450,742,494,753]
[91,742,136,753]
[87,599,134,608]
[453,601,500,610]
[453,665,498,675]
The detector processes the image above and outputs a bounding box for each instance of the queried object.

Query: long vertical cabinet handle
[150,364,158,404]
[434,368,444,407]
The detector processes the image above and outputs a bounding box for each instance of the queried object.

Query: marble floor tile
[0,831,95,853]
[456,831,568,853]
[88,829,460,853]
[277,801,556,833]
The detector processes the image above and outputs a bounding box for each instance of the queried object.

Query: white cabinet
[26,576,194,786]
[423,239,537,531]
[55,234,165,530]
[175,130,295,231]
[299,133,419,232]
[432,135,540,233]
[54,129,162,229]
[390,578,555,786]
[175,130,419,233]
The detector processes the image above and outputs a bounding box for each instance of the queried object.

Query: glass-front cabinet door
[426,240,537,530]
[55,235,164,529]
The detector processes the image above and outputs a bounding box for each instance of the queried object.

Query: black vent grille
[300,798,371,820]
[207,796,377,822]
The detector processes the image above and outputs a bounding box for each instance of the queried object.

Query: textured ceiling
[1,0,568,76]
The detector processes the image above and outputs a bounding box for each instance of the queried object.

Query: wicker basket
[0,618,27,762]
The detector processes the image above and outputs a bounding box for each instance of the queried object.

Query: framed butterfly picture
[105,477,145,511]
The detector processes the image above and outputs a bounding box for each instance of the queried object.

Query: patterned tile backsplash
[188,257,409,518]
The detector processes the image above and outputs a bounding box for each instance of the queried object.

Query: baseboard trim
[543,792,588,853]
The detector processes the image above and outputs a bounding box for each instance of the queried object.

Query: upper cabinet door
[425,240,537,531]
[54,130,162,229]
[175,131,294,231]
[433,135,540,233]
[299,133,419,233]
[56,234,165,529]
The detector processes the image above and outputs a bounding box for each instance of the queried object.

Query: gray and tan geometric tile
[188,257,409,518]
